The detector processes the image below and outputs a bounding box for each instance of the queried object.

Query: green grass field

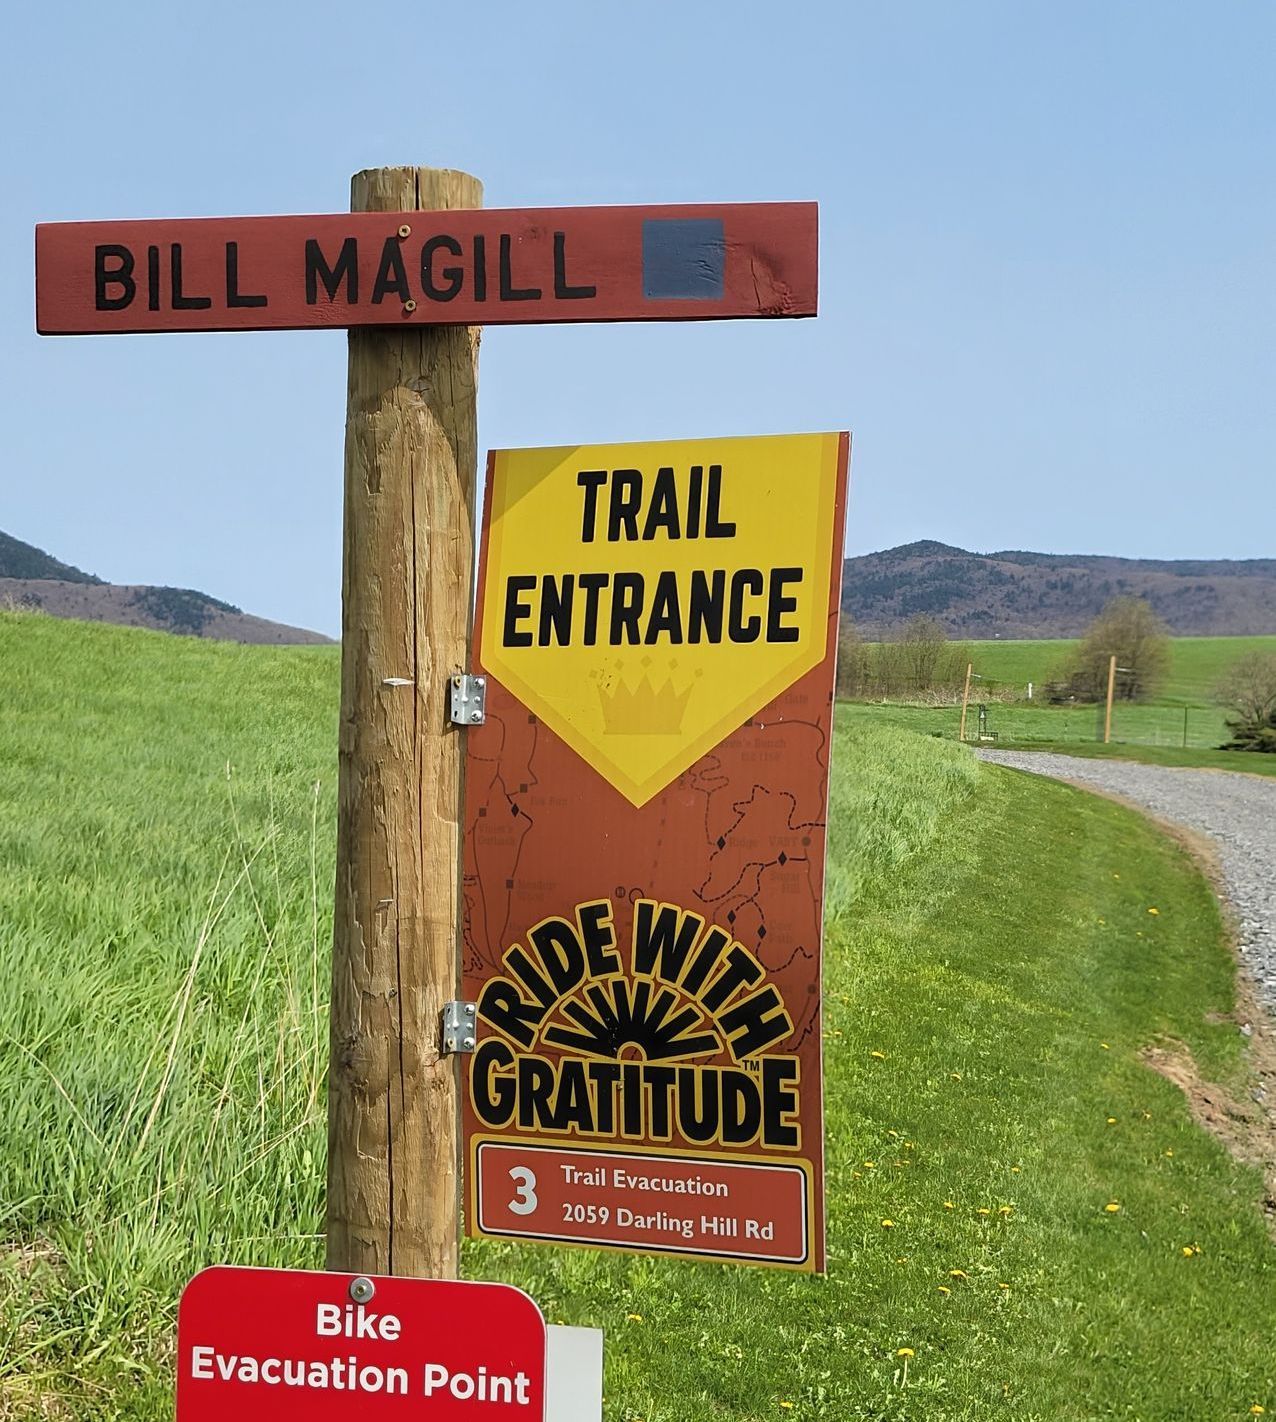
[845,634,1276,759]
[2,611,1274,1420]
[957,635,1276,707]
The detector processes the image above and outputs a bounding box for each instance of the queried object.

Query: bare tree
[868,615,969,700]
[1217,652,1276,753]
[1066,597,1170,702]
[836,617,868,699]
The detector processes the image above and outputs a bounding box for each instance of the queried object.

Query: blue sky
[4,2,1272,635]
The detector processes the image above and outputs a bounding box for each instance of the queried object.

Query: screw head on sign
[471,710,482,722]
[463,1036,475,1049]
[403,299,417,314]
[465,1004,476,1016]
[349,1276,376,1304]
[397,224,411,239]
[476,677,486,688]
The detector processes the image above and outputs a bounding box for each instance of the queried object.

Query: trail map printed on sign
[463,433,849,1273]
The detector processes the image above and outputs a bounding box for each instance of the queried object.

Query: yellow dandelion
[998,1206,1014,1216]
[864,1161,876,1169]
[1181,1246,1195,1257]
[1147,907,1160,916]
[943,1201,955,1210]
[1113,872,1120,878]
[626,1313,643,1322]
[937,1285,951,1295]
[1104,1202,1121,1214]
[1142,1111,1152,1120]
[887,1129,899,1138]
[1011,1165,1021,1173]
[1164,1149,1174,1158]
[896,1347,915,1358]
[881,1219,896,1229]
[998,1282,1010,1290]
[950,1071,962,1080]
[949,1269,968,1279]
[1100,1042,1111,1050]
[1107,1117,1117,1125]
[779,1404,795,1412]
[871,1050,887,1060]
[904,1141,915,1150]
[1249,1406,1264,1415]
[977,1207,991,1217]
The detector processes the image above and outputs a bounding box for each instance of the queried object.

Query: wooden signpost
[34,169,823,1303]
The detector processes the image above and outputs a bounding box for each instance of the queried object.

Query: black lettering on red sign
[305,237,358,305]
[94,245,135,311]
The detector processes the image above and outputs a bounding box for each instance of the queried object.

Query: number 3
[508,1166,538,1216]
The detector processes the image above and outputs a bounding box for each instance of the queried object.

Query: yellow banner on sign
[479,433,842,806]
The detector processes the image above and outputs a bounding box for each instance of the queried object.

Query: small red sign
[176,1266,546,1420]
[475,1142,812,1267]
[35,203,817,335]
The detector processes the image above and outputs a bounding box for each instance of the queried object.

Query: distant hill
[843,541,1276,639]
[0,530,331,645]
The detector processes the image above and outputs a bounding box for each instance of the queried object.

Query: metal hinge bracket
[442,1001,478,1054]
[449,674,486,726]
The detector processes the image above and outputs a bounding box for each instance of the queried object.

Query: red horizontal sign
[35,202,817,335]
[176,1266,546,1420]
[474,1141,812,1268]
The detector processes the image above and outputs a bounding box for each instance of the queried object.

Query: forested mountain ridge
[843,542,1276,638]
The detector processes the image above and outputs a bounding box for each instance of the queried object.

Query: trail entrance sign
[35,202,817,335]
[176,1267,546,1419]
[463,433,849,1272]
[479,434,842,806]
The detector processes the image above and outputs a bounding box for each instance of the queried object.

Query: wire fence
[839,697,1231,750]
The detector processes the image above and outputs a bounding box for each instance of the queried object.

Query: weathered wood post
[327,165,483,1279]
[958,660,973,743]
[1103,653,1117,745]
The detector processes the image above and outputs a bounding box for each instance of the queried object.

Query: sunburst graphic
[540,977,723,1061]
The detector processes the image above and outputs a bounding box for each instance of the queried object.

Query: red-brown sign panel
[176,1267,546,1419]
[35,203,816,335]
[462,433,849,1273]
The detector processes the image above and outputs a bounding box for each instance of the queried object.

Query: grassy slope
[1,613,1274,1420]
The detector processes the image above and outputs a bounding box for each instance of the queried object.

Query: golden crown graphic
[596,672,693,736]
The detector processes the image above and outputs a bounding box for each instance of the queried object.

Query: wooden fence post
[1103,654,1117,745]
[327,165,483,1279]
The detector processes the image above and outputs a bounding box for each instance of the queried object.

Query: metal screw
[403,299,417,314]
[397,224,411,239]
[475,677,486,688]
[465,1004,476,1016]
[470,710,482,723]
[462,1036,475,1050]
[349,1276,375,1304]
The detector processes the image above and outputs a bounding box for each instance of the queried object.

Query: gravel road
[977,751,1276,1009]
